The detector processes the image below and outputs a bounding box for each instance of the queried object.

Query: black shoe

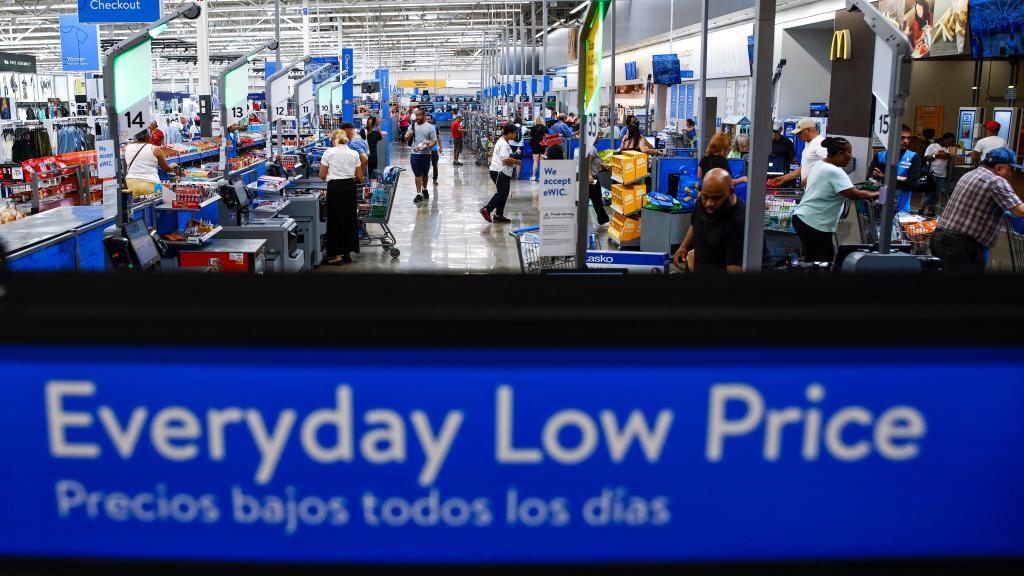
[341,255,353,264]
[493,215,512,224]
[422,190,430,199]
[414,193,423,203]
[433,179,439,185]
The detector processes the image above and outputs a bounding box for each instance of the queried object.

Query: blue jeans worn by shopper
[924,176,945,208]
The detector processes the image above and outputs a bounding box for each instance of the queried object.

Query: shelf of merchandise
[227,159,268,180]
[163,225,222,247]
[610,175,647,186]
[610,204,642,218]
[154,194,221,212]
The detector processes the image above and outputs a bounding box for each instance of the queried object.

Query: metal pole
[610,0,616,138]
[742,0,776,272]
[198,0,211,138]
[274,0,281,65]
[669,0,675,53]
[542,0,548,98]
[699,0,709,155]
[302,0,310,56]
[531,0,537,100]
[520,8,526,107]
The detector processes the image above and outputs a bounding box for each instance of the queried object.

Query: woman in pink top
[399,112,410,146]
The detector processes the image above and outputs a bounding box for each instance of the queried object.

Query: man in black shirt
[673,168,745,273]
[770,122,796,167]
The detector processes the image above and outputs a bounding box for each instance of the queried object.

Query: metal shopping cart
[855,199,906,245]
[1004,214,1024,272]
[509,226,577,273]
[358,165,404,259]
[764,193,802,233]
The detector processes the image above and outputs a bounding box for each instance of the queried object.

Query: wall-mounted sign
[0,51,37,73]
[59,14,101,72]
[397,80,447,89]
[77,0,162,24]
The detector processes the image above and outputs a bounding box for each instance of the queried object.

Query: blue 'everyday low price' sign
[59,14,100,72]
[1,347,1022,564]
[77,0,161,24]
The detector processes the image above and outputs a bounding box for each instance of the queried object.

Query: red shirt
[150,128,165,147]
[451,120,463,139]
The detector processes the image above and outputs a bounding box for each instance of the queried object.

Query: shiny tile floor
[321,141,562,274]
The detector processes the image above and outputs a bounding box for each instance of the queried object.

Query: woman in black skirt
[319,129,363,265]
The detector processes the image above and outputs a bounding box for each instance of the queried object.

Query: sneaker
[493,215,512,224]
[422,190,430,199]
[433,179,439,185]
[414,193,423,203]
[479,207,493,223]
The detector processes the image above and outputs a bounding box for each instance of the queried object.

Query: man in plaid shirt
[931,148,1024,272]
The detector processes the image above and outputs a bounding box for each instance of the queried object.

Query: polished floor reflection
[322,141,544,274]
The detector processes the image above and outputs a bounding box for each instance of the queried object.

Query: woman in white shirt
[480,124,522,224]
[124,129,178,197]
[319,129,364,265]
[791,136,879,264]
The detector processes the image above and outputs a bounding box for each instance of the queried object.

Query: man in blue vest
[868,124,922,213]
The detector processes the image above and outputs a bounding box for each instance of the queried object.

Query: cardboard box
[611,184,635,215]
[623,151,648,178]
[610,155,636,183]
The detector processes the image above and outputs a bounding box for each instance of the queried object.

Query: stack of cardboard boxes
[607,151,649,245]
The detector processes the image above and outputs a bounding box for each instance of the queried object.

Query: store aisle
[321,140,542,273]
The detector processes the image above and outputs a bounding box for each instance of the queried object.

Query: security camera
[183,4,202,20]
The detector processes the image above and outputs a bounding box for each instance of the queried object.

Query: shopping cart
[509,225,577,274]
[764,193,802,233]
[855,199,906,244]
[1004,214,1024,272]
[358,165,404,258]
[900,219,939,256]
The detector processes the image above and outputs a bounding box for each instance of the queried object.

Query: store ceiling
[0,0,584,80]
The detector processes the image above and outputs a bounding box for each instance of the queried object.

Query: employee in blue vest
[868,124,922,214]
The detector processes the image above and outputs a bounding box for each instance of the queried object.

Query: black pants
[486,171,512,215]
[930,229,985,273]
[325,178,360,258]
[589,182,609,224]
[793,215,835,264]
[429,150,439,181]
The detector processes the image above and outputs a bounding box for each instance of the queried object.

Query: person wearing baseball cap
[971,120,1007,165]
[932,147,1024,272]
[770,121,796,168]
[769,118,826,189]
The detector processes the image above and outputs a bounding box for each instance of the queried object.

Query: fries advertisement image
[880,0,969,59]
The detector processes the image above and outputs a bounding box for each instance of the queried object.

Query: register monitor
[124,219,161,270]
[767,155,786,177]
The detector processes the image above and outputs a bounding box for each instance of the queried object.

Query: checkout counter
[217,178,304,274]
[0,206,116,272]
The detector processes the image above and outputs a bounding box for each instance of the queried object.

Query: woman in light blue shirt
[792,137,879,263]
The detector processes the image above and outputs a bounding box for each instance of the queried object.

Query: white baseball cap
[794,118,818,135]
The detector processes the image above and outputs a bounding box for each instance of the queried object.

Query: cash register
[105,219,165,271]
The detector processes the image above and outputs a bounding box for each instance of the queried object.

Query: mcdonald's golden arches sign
[830,29,851,61]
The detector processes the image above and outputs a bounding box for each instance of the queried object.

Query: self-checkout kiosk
[215,179,304,273]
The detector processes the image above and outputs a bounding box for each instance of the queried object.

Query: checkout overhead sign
[0,346,1022,563]
[77,0,161,24]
